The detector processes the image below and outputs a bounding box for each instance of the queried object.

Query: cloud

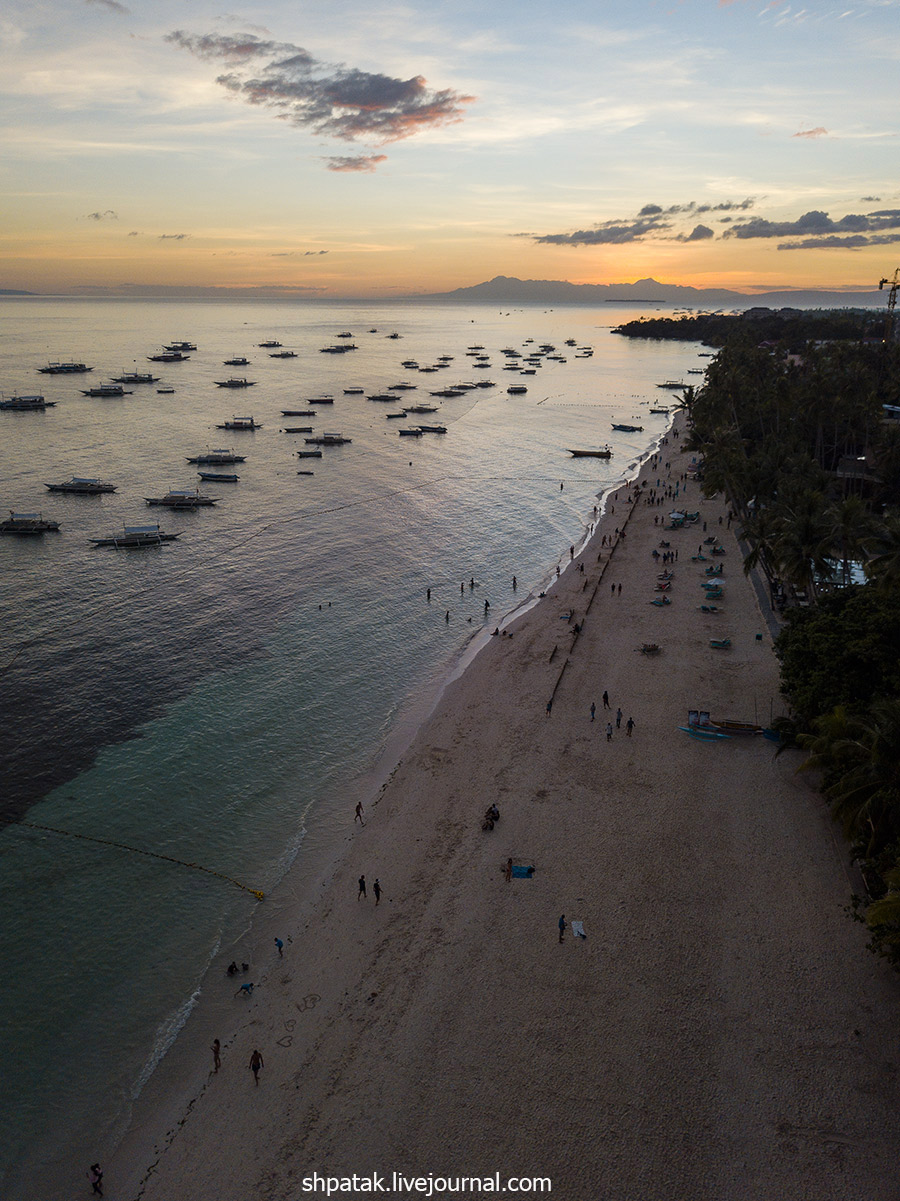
[166,30,474,151]
[723,208,900,241]
[86,0,129,11]
[270,249,329,256]
[793,127,829,138]
[159,233,190,240]
[85,209,118,221]
[325,154,388,173]
[127,230,139,236]
[777,232,900,250]
[532,199,755,246]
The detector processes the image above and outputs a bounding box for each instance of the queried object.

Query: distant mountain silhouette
[424,275,884,308]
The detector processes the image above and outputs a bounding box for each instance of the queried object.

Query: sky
[1,0,898,298]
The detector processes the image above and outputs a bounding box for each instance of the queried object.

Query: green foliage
[776,587,900,725]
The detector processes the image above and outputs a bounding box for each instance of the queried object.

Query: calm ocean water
[0,298,702,1198]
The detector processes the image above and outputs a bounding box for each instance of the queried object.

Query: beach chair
[705,588,723,599]
[709,638,731,649]
[692,553,707,562]
[699,604,721,613]
[650,595,671,606]
[654,581,671,591]
[640,642,661,654]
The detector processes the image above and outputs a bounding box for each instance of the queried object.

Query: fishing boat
[0,511,61,535]
[1,394,54,410]
[307,396,335,404]
[297,449,323,458]
[344,388,365,394]
[223,356,250,366]
[165,341,197,352]
[567,446,612,458]
[81,383,132,397]
[304,433,351,446]
[258,340,282,348]
[90,524,180,548]
[148,351,190,362]
[368,394,396,402]
[404,404,438,414]
[157,387,175,394]
[319,344,356,353]
[186,450,246,465]
[656,380,685,389]
[38,361,93,374]
[281,409,316,417]
[145,488,218,508]
[649,406,670,415]
[611,423,643,432]
[214,378,256,388]
[269,350,297,359]
[297,470,315,476]
[198,471,239,482]
[507,385,527,394]
[386,412,407,419]
[216,416,261,430]
[111,372,159,384]
[45,476,116,494]
[282,426,313,433]
[399,428,423,437]
[387,383,416,391]
[417,424,447,434]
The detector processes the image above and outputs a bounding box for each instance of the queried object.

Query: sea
[0,297,704,1199]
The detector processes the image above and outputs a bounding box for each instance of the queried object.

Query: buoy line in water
[17,820,266,900]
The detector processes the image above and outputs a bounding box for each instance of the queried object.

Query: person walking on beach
[602,690,610,710]
[211,1038,221,1073]
[616,707,622,730]
[546,698,552,716]
[358,874,367,900]
[88,1163,103,1195]
[249,1049,264,1086]
[373,878,381,905]
[626,716,635,737]
[355,801,365,825]
[558,914,567,943]
[606,722,613,742]
[590,701,596,722]
[274,938,283,957]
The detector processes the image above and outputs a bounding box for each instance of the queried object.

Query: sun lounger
[510,864,535,878]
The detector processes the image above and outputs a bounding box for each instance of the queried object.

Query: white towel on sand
[571,920,586,939]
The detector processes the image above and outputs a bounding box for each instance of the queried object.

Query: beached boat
[198,471,239,482]
[216,416,261,430]
[1,394,54,410]
[1,511,61,535]
[45,476,116,494]
[145,488,218,508]
[223,356,250,366]
[148,351,190,362]
[186,450,246,465]
[38,361,93,374]
[165,341,196,352]
[567,446,612,458]
[90,524,180,548]
[111,372,159,384]
[81,383,132,397]
[304,433,351,446]
[612,423,643,432]
[214,378,256,388]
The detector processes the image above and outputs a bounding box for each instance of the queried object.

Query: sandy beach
[111,422,900,1201]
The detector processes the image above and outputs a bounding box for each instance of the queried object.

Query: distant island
[423,275,886,309]
[0,288,37,296]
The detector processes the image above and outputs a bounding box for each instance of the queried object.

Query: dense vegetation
[644,311,900,962]
[613,307,885,349]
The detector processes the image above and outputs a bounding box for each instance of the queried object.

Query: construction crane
[878,269,898,342]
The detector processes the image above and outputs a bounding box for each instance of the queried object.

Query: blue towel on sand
[511,865,535,878]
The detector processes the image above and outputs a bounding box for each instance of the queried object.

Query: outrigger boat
[45,476,116,494]
[1,394,54,410]
[612,423,643,432]
[1,511,61,535]
[148,350,190,362]
[111,372,159,384]
[145,488,218,508]
[81,383,131,397]
[91,524,180,548]
[198,471,239,482]
[567,446,612,458]
[216,416,261,430]
[215,378,256,388]
[304,433,350,446]
[38,361,93,374]
[186,449,245,465]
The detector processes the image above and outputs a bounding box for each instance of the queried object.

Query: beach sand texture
[118,426,900,1201]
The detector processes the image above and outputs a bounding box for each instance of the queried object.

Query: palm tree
[829,494,876,587]
[864,511,900,590]
[799,700,900,857]
[770,489,836,601]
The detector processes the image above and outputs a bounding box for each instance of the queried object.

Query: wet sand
[113,423,900,1201]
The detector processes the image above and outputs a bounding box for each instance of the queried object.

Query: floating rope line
[18,821,265,900]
